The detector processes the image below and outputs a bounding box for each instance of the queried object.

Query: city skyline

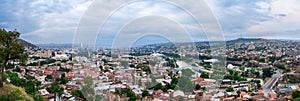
[2,1,300,101]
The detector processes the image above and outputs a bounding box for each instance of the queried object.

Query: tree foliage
[153,83,163,90]
[123,88,139,101]
[262,68,273,78]
[4,71,41,94]
[195,84,201,90]
[0,28,27,87]
[165,58,178,68]
[142,90,149,97]
[293,91,300,99]
[226,86,234,92]
[200,73,209,78]
[46,81,64,101]
[162,52,180,58]
[71,90,86,101]
[224,70,247,81]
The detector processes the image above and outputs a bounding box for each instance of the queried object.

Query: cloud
[0,0,40,33]
[78,0,226,48]
[205,0,273,39]
[248,0,300,37]
[0,0,92,44]
[96,1,207,46]
[0,0,300,45]
[110,16,196,48]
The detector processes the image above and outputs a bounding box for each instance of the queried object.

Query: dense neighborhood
[2,34,300,101]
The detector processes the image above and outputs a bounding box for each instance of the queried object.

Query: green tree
[226,86,234,92]
[200,73,209,78]
[262,68,272,78]
[237,90,241,97]
[46,75,53,80]
[0,29,27,87]
[129,95,139,101]
[46,81,64,101]
[251,79,262,88]
[56,77,69,84]
[58,68,70,72]
[71,90,86,101]
[153,83,163,90]
[292,91,300,99]
[142,90,149,97]
[165,83,176,90]
[162,52,180,58]
[142,66,151,74]
[195,84,201,90]
[102,59,108,64]
[201,86,206,91]
[275,64,285,69]
[33,94,46,101]
[4,71,41,94]
[13,66,21,72]
[123,88,139,101]
[115,89,123,96]
[283,68,291,73]
[171,77,179,84]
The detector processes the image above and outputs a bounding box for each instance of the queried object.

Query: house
[39,89,50,96]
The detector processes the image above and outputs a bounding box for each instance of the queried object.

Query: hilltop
[141,38,281,48]
[226,38,273,44]
[18,39,38,48]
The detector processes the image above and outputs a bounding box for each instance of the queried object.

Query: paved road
[262,70,282,97]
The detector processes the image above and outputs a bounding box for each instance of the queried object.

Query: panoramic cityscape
[1,0,300,101]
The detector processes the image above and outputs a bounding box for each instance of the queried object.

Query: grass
[0,82,34,101]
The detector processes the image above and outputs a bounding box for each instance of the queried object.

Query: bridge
[261,70,282,97]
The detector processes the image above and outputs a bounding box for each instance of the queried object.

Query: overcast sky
[1,0,300,46]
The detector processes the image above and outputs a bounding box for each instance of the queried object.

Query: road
[262,70,282,97]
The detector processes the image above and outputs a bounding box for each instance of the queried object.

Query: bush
[71,90,86,101]
[292,91,300,99]
[33,94,46,101]
[0,83,34,101]
[142,90,149,97]
[200,73,209,78]
[226,86,234,92]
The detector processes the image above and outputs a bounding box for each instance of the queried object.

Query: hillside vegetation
[0,82,34,101]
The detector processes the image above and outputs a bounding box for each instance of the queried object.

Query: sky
[0,0,300,46]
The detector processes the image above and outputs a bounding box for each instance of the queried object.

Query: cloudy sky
[0,0,300,46]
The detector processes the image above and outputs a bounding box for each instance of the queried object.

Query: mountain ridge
[18,39,38,48]
[22,38,290,49]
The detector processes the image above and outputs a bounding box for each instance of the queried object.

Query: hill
[18,39,38,48]
[227,38,266,42]
[141,38,273,48]
[226,38,268,44]
[0,83,34,101]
